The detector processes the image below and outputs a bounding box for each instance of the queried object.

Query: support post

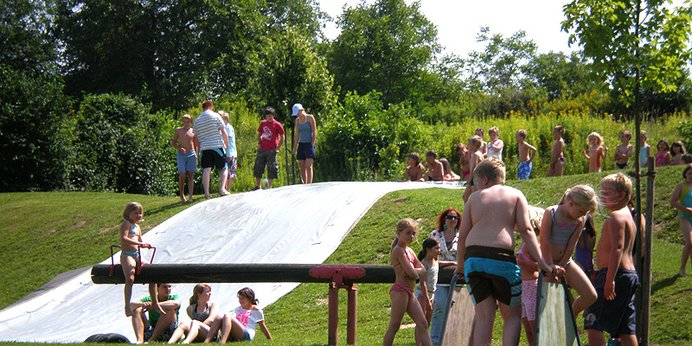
[347,285,357,345]
[640,159,655,344]
[328,282,339,346]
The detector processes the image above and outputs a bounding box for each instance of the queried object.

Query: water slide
[0,182,460,342]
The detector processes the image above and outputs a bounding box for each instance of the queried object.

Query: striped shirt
[193,110,226,150]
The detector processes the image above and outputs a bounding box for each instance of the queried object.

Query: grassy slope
[0,166,690,345]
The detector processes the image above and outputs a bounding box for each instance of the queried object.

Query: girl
[516,224,541,346]
[210,287,272,343]
[671,140,687,165]
[416,238,439,325]
[582,132,606,173]
[219,111,237,193]
[614,130,633,169]
[655,139,671,167]
[291,103,317,184]
[639,130,651,168]
[539,185,599,318]
[440,157,460,181]
[383,219,432,346]
[574,214,596,281]
[120,202,154,317]
[168,284,218,344]
[670,164,692,276]
[457,143,471,181]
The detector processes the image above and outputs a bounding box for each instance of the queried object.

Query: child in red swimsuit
[383,219,432,346]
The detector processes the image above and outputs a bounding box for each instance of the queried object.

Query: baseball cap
[291,103,304,116]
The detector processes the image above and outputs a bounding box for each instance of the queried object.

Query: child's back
[464,184,525,250]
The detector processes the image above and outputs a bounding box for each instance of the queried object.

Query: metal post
[328,282,339,346]
[640,159,655,345]
[347,285,357,345]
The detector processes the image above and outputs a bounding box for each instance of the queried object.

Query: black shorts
[200,148,226,169]
[296,142,316,160]
[584,269,639,337]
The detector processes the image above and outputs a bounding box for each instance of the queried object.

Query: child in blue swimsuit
[671,164,692,276]
[120,202,153,317]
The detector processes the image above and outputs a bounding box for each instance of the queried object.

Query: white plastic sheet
[0,181,460,342]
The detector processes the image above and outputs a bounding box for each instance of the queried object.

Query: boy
[423,150,444,181]
[516,129,537,180]
[171,114,197,202]
[584,173,639,346]
[130,283,180,343]
[253,106,285,189]
[548,125,566,177]
[614,130,633,169]
[474,127,488,156]
[463,135,485,203]
[487,126,504,161]
[405,152,425,181]
[457,158,558,345]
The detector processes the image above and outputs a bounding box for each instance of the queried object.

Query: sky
[319,0,578,57]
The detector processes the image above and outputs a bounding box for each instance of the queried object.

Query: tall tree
[328,0,440,106]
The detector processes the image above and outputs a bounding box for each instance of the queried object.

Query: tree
[328,0,440,106]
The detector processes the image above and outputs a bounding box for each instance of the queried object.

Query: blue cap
[291,103,304,116]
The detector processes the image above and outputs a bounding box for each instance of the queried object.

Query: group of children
[389,158,644,346]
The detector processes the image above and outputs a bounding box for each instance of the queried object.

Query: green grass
[0,165,690,345]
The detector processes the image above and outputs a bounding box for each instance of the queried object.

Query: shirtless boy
[584,173,639,346]
[423,150,444,181]
[548,125,566,177]
[463,135,485,203]
[516,129,537,180]
[475,127,488,156]
[405,152,425,182]
[614,130,633,169]
[457,158,558,345]
[171,114,198,202]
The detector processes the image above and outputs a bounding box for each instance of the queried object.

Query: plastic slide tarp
[0,181,461,342]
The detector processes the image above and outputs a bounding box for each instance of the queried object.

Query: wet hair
[263,106,276,116]
[671,141,687,155]
[683,163,692,179]
[418,237,439,261]
[468,135,481,149]
[586,132,603,146]
[600,172,633,205]
[407,152,421,165]
[559,185,598,215]
[392,218,419,248]
[190,283,211,305]
[435,208,461,233]
[554,125,564,134]
[489,126,499,135]
[440,158,452,174]
[516,129,527,139]
[237,287,259,305]
[473,158,506,184]
[657,139,669,152]
[202,100,214,110]
[425,150,437,159]
[122,202,143,220]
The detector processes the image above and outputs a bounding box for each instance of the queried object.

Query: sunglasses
[445,215,459,220]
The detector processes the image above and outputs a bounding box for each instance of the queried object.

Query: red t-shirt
[258,119,285,151]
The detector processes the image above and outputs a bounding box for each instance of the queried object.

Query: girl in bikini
[539,185,599,318]
[582,132,607,173]
[383,219,432,346]
[120,202,153,317]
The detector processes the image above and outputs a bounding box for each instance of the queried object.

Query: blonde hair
[392,218,420,248]
[122,202,143,220]
[474,158,506,184]
[489,126,499,135]
[560,185,598,215]
[468,135,482,149]
[189,283,211,305]
[218,110,229,122]
[182,114,192,121]
[600,173,633,204]
[516,129,527,139]
[586,132,604,146]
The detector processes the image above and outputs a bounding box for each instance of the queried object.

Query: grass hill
[0,165,690,345]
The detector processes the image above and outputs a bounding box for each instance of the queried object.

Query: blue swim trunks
[176,151,197,173]
[584,269,639,337]
[464,246,521,307]
[518,161,532,180]
[121,250,139,259]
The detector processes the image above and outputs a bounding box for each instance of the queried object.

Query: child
[171,114,197,203]
[516,129,537,180]
[474,127,488,156]
[405,152,425,181]
[516,223,540,345]
[614,130,633,169]
[487,126,504,161]
[383,219,432,346]
[548,125,566,177]
[575,214,597,281]
[463,136,484,203]
[168,283,218,344]
[424,151,444,181]
[457,143,471,181]
[219,111,238,192]
[584,173,639,346]
[416,238,439,325]
[440,157,460,181]
[457,158,557,345]
[670,164,692,276]
[120,202,158,317]
[654,139,671,167]
[671,140,687,165]
[582,132,607,173]
[639,130,651,168]
[209,287,272,343]
[539,185,599,318]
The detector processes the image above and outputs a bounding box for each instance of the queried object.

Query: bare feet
[679,270,686,277]
[219,190,230,196]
